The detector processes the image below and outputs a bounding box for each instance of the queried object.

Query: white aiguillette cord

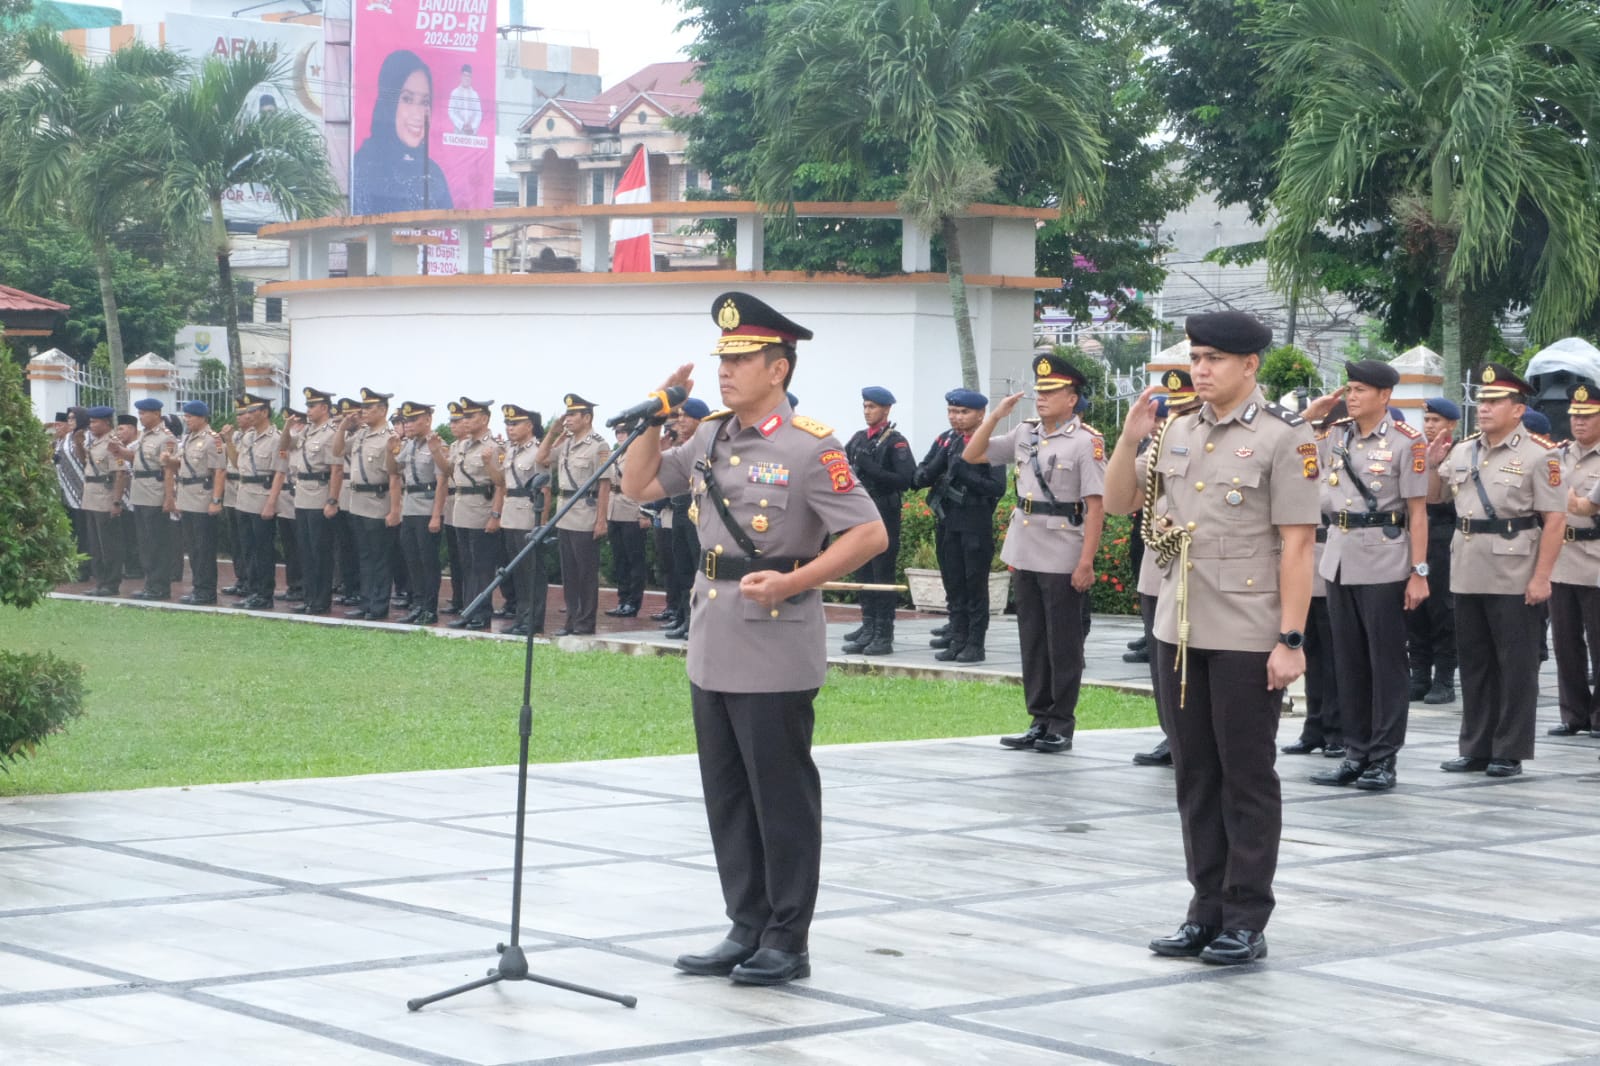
[1140,415,1192,708]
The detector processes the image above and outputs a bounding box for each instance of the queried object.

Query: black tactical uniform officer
[1406,396,1461,703]
[842,385,915,655]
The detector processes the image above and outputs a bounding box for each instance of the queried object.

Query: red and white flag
[610,146,653,273]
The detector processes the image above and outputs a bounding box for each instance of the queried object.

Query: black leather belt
[299,471,330,483]
[504,486,536,499]
[239,474,272,485]
[226,472,239,481]
[1331,510,1405,531]
[403,484,435,496]
[1566,525,1600,542]
[446,487,457,496]
[353,483,389,494]
[1457,515,1539,536]
[132,471,162,479]
[454,485,492,497]
[702,552,814,582]
[84,474,113,484]
[1017,498,1084,521]
[178,475,208,486]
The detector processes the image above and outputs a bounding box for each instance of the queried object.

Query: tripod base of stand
[407,943,638,1012]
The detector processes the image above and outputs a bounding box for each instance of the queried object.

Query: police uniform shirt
[1146,386,1320,651]
[175,431,225,513]
[341,425,397,519]
[607,451,642,522]
[501,440,542,531]
[544,431,612,533]
[129,424,174,507]
[1441,430,1564,594]
[1553,442,1600,586]
[223,436,241,508]
[1311,428,1336,598]
[988,415,1106,574]
[450,435,497,528]
[398,437,439,518]
[290,421,338,510]
[655,404,881,693]
[236,427,286,513]
[1318,415,1428,584]
[81,431,125,512]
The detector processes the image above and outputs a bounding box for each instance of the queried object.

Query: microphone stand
[406,415,661,1013]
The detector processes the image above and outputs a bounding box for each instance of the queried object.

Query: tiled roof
[521,61,702,133]
[0,283,69,313]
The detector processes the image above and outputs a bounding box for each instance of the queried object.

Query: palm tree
[0,30,184,410]
[1262,0,1600,399]
[143,48,341,391]
[750,0,1106,389]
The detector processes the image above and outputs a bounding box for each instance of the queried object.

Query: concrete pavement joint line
[180,988,478,1066]
[0,938,162,987]
[0,886,291,921]
[924,1015,1167,1065]
[492,1017,905,1066]
[1296,968,1600,1037]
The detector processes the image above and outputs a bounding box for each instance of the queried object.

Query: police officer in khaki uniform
[331,397,363,603]
[434,397,500,630]
[622,292,887,987]
[330,388,402,621]
[167,401,227,605]
[283,387,339,615]
[232,393,285,609]
[537,393,611,636]
[273,408,303,603]
[1105,311,1319,966]
[118,398,179,600]
[1308,362,1430,791]
[76,406,128,596]
[1551,383,1600,736]
[493,404,552,636]
[1428,363,1566,777]
[965,352,1107,747]
[439,402,468,616]
[605,422,648,619]
[1407,397,1461,703]
[394,401,446,625]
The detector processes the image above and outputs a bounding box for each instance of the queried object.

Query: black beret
[1185,311,1272,355]
[1345,360,1399,389]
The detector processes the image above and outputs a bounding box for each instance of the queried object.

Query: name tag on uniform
[1171,445,1189,455]
[1370,450,1393,462]
[749,462,790,486]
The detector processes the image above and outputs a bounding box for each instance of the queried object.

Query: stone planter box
[904,567,1011,615]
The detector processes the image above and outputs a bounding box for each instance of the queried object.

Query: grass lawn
[0,600,1156,796]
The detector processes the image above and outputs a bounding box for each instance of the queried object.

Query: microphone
[606,386,689,428]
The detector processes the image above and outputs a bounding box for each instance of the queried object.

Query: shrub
[0,651,86,769]
[1089,512,1139,615]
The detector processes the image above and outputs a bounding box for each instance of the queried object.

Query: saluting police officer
[435,397,500,630]
[167,401,227,605]
[1428,364,1566,778]
[1547,383,1600,737]
[1406,396,1461,703]
[76,406,128,596]
[284,387,339,616]
[1105,311,1319,966]
[663,400,709,640]
[965,353,1107,748]
[842,386,915,655]
[493,404,552,636]
[330,388,402,621]
[621,292,886,987]
[1308,362,1430,791]
[120,398,179,601]
[232,393,285,609]
[395,401,447,625]
[537,394,612,636]
[605,422,649,619]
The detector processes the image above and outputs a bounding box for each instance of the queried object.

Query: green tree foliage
[1258,344,1320,402]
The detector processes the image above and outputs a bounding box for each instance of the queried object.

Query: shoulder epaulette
[1263,402,1305,427]
[1082,423,1103,437]
[1326,415,1353,429]
[1530,432,1560,450]
[702,409,734,423]
[1022,417,1041,425]
[1394,421,1423,440]
[1461,431,1482,444]
[1315,428,1330,442]
[792,414,832,438]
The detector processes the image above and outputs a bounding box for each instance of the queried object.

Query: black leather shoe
[1200,929,1267,965]
[284,591,305,603]
[336,594,361,606]
[397,607,422,624]
[1485,759,1523,778]
[220,584,241,596]
[1126,635,1148,652]
[442,605,463,616]
[1323,744,1347,758]
[1311,759,1365,786]
[178,593,216,605]
[615,604,639,617]
[463,617,487,631]
[131,589,170,601]
[1440,756,1491,773]
[1280,739,1323,755]
[1354,758,1397,791]
[493,607,513,619]
[1122,648,1150,663]
[954,644,984,663]
[243,596,273,610]
[657,616,682,630]
[1149,922,1220,958]
[929,635,952,649]
[650,608,675,622]
[729,947,810,986]
[664,624,688,640]
[505,623,531,636]
[344,608,369,619]
[89,586,120,597]
[1548,723,1587,736]
[604,605,628,617]
[674,938,757,977]
[1132,739,1172,766]
[1033,733,1072,753]
[411,611,437,625]
[447,618,471,629]
[1000,722,1046,750]
[930,623,949,638]
[1423,679,1455,705]
[553,626,575,637]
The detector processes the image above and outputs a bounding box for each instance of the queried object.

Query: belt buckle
[1337,511,1350,532]
[1020,498,1034,515]
[704,551,717,581]
[1565,525,1576,543]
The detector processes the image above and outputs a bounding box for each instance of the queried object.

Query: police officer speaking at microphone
[1104,310,1319,967]
[621,291,886,987]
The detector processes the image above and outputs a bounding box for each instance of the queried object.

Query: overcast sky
[507,0,697,85]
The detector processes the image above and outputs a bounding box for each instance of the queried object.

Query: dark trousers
[1405,534,1456,675]
[505,527,549,632]
[67,504,93,580]
[657,525,680,612]
[277,515,301,593]
[1456,593,1542,761]
[333,509,359,594]
[1014,568,1085,735]
[444,521,466,611]
[390,528,410,600]
[558,527,601,632]
[1550,582,1600,731]
[690,683,821,954]
[235,510,277,601]
[1327,575,1409,763]
[608,519,647,608]
[1141,593,1167,737]
[180,510,217,598]
[1154,640,1282,931]
[349,513,394,618]
[859,501,902,630]
[86,509,124,591]
[134,504,179,597]
[121,504,144,578]
[399,515,442,614]
[295,506,335,612]
[1300,596,1341,746]
[935,522,993,646]
[670,519,699,617]
[458,527,498,624]
[493,527,512,614]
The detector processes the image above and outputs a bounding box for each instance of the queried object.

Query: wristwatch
[211,496,223,505]
[1278,630,1306,650]
[1411,562,1430,577]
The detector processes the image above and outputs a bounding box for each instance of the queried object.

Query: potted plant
[903,539,947,613]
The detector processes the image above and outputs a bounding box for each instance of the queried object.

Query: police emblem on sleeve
[1298,440,1320,479]
[820,448,855,493]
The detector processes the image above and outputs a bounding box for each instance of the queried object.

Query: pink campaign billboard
[351,0,496,271]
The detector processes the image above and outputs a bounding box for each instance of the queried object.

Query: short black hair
[762,343,797,389]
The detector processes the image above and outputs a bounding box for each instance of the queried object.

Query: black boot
[1424,667,1456,704]
[1408,664,1431,702]
[863,612,894,655]
[842,617,876,653]
[842,618,868,644]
